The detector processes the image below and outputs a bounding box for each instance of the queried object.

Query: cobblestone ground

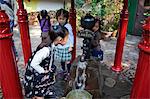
[0,25,141,98]
[76,34,140,98]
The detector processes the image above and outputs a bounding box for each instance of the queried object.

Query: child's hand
[61,40,67,45]
[61,34,69,45]
[49,68,53,72]
[44,70,49,74]
[68,47,73,52]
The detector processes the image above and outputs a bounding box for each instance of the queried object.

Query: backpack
[37,14,51,32]
[92,48,103,61]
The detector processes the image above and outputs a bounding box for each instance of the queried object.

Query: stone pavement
[0,25,141,98]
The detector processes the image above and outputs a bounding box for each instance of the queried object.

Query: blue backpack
[92,49,103,61]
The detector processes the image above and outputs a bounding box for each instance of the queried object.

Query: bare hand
[49,68,53,72]
[68,47,73,52]
[44,70,49,74]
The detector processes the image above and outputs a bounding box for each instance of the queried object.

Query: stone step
[0,88,2,98]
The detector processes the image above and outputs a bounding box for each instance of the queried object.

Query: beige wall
[24,0,70,13]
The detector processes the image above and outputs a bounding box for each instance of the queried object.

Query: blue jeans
[10,20,18,58]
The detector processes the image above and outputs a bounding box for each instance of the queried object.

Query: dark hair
[40,10,48,18]
[81,13,95,30]
[94,18,101,31]
[56,8,69,21]
[49,25,67,42]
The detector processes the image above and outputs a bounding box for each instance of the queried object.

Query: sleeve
[65,24,74,46]
[91,32,101,47]
[30,47,50,74]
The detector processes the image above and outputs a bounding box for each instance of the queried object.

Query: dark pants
[61,62,71,73]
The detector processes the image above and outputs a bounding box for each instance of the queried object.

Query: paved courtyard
[0,25,141,98]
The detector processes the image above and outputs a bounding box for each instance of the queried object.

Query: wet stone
[103,80,131,98]
[104,77,116,88]
[120,95,130,99]
[122,69,136,83]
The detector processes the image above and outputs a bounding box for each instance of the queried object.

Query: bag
[37,14,50,32]
[92,49,103,61]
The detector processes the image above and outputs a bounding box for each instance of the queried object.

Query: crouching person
[23,25,67,99]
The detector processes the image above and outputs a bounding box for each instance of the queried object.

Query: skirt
[23,65,56,98]
[54,47,72,62]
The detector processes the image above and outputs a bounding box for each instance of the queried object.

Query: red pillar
[130,17,150,98]
[111,0,128,72]
[0,10,23,98]
[17,0,32,65]
[69,0,76,61]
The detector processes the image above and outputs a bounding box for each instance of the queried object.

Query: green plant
[76,0,85,8]
[75,0,123,32]
[95,0,123,31]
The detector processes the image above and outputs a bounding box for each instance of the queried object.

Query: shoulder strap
[49,46,54,70]
[41,19,47,31]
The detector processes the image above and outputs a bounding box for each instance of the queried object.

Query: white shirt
[30,47,50,74]
[65,23,74,45]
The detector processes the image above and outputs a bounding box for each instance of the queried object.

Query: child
[91,18,103,61]
[55,8,74,80]
[24,25,67,99]
[37,10,51,43]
